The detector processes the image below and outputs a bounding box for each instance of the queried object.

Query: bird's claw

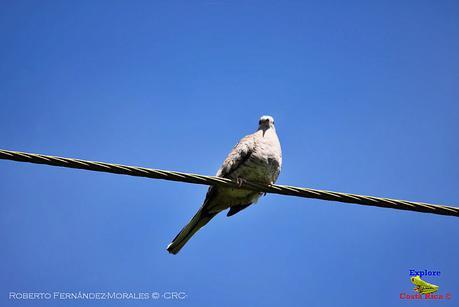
[236,177,246,188]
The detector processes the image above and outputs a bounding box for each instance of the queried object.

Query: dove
[167,115,282,254]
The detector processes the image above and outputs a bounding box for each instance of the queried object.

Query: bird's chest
[232,139,281,183]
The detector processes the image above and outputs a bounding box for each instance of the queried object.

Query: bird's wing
[200,134,256,213]
[216,134,255,178]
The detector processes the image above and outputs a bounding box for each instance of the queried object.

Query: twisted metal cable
[0,149,457,217]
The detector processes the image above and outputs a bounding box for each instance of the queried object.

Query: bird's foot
[236,177,246,188]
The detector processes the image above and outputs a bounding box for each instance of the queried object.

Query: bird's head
[258,115,275,131]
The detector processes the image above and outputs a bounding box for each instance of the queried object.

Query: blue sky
[0,1,458,306]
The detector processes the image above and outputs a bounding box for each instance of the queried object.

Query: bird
[167,115,282,254]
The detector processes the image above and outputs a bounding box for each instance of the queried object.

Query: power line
[0,149,457,217]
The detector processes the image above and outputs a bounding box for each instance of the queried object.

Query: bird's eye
[258,120,262,125]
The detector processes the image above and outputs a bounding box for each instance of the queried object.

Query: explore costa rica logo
[399,269,452,300]
[411,276,438,295]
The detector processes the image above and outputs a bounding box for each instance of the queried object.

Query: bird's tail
[167,207,216,255]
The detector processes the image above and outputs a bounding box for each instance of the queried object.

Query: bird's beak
[262,126,270,136]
